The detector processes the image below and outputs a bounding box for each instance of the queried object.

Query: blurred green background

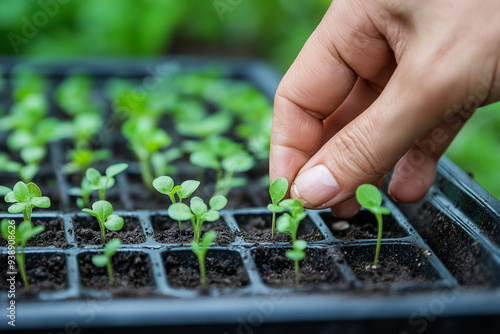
[0,0,498,198]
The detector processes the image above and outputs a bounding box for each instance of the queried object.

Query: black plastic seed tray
[1,58,500,334]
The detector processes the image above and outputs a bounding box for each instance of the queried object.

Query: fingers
[270,2,393,188]
[388,110,474,202]
[289,55,460,209]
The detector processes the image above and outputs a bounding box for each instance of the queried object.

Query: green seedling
[69,177,93,209]
[153,176,200,230]
[285,239,307,286]
[267,177,288,237]
[191,230,216,289]
[85,163,129,201]
[189,137,255,196]
[1,219,45,290]
[168,195,227,243]
[64,148,111,175]
[92,238,121,285]
[276,198,307,242]
[3,181,51,222]
[82,200,124,244]
[355,184,391,267]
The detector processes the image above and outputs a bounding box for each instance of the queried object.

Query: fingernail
[387,187,399,202]
[291,165,339,207]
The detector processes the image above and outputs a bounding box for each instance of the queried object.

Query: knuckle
[333,126,386,179]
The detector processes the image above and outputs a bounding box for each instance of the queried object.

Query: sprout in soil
[276,198,307,242]
[3,181,51,222]
[153,176,200,230]
[191,230,216,289]
[1,219,45,290]
[285,239,307,286]
[82,200,124,244]
[92,238,121,285]
[267,177,288,237]
[355,184,391,267]
[168,195,227,243]
[85,163,129,202]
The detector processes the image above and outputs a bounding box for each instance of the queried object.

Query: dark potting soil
[73,215,145,245]
[416,204,497,287]
[341,243,440,285]
[0,253,68,293]
[0,217,70,248]
[252,247,343,287]
[235,214,324,243]
[78,252,155,296]
[320,210,408,241]
[152,215,234,245]
[163,250,249,289]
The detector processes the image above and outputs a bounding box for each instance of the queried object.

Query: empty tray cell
[251,247,344,288]
[163,249,249,289]
[78,251,155,295]
[437,175,500,248]
[341,243,442,285]
[72,214,145,245]
[0,252,68,292]
[235,213,325,243]
[401,202,500,287]
[151,214,234,245]
[0,216,69,248]
[321,210,408,240]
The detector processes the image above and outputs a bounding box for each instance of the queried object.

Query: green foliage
[191,230,216,288]
[3,181,51,222]
[168,195,227,243]
[64,148,112,175]
[1,218,45,290]
[153,176,200,230]
[285,239,307,286]
[188,136,255,196]
[92,238,121,285]
[355,184,391,267]
[276,198,307,242]
[82,200,124,244]
[267,177,288,237]
[85,163,129,202]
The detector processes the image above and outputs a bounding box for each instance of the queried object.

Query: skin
[270,0,500,217]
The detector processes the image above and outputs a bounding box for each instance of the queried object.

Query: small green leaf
[267,204,284,213]
[19,165,39,182]
[356,184,382,210]
[277,214,292,233]
[26,182,42,198]
[86,168,101,185]
[168,203,194,221]
[4,191,16,203]
[294,240,307,251]
[0,186,11,196]
[31,196,50,209]
[27,225,45,239]
[104,238,121,257]
[82,208,96,216]
[190,197,208,217]
[20,146,46,164]
[201,230,216,248]
[13,181,29,202]
[269,177,288,204]
[17,220,32,243]
[285,249,306,261]
[203,210,220,222]
[92,200,113,220]
[8,203,27,214]
[92,254,108,267]
[209,195,227,211]
[1,219,13,243]
[152,176,174,195]
[105,214,124,231]
[178,180,200,198]
[191,240,200,255]
[221,151,255,173]
[190,151,219,170]
[279,198,303,211]
[105,163,128,178]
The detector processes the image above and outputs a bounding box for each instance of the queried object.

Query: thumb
[289,64,458,209]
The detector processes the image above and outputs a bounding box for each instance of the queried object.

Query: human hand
[270,0,500,217]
